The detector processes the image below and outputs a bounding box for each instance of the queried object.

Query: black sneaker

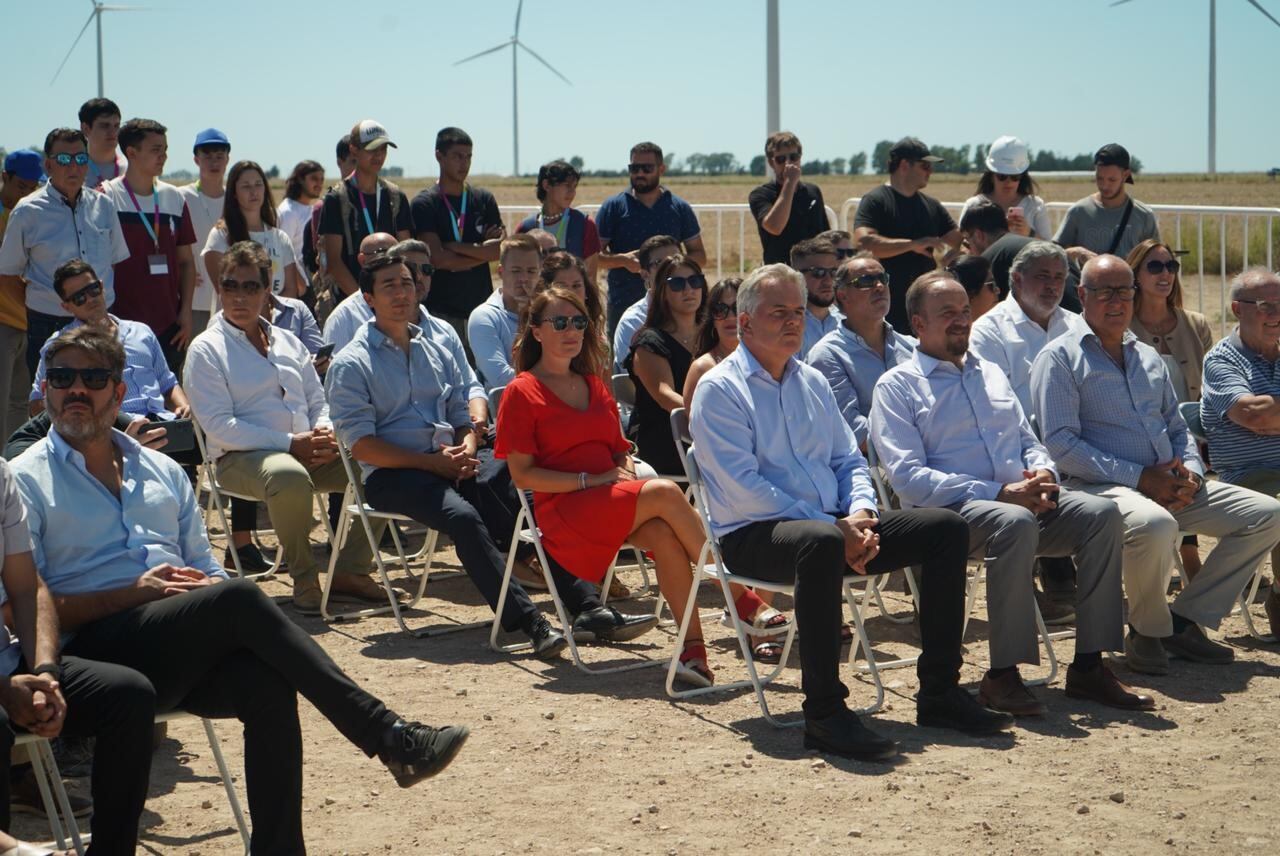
[224,543,271,574]
[572,606,659,643]
[10,766,93,818]
[51,735,95,779]
[802,708,898,762]
[378,720,469,789]
[917,686,1016,735]
[527,615,568,660]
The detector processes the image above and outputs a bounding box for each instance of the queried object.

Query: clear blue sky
[8,0,1280,176]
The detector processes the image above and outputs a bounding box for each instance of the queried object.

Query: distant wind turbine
[454,0,571,176]
[51,0,150,98]
[1112,0,1280,175]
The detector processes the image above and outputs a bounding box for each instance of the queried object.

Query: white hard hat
[985,136,1030,175]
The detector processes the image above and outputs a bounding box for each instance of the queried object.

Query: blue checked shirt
[268,295,323,355]
[1030,326,1201,488]
[1201,332,1280,484]
[870,350,1054,509]
[807,321,916,446]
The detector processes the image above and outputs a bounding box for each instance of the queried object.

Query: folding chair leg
[1024,601,1060,688]
[842,582,885,715]
[26,739,82,854]
[202,719,251,853]
[848,578,920,674]
[1239,569,1278,643]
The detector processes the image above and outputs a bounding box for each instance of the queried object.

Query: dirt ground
[12,527,1279,856]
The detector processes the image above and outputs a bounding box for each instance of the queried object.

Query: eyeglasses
[799,266,839,280]
[46,366,117,390]
[220,278,265,295]
[64,280,104,306]
[840,272,890,290]
[406,261,435,279]
[772,152,802,165]
[538,314,588,332]
[665,274,707,292]
[1235,298,1280,315]
[51,152,90,167]
[710,301,737,320]
[1144,259,1181,275]
[994,173,1020,182]
[628,163,657,174]
[834,247,856,260]
[1082,285,1138,302]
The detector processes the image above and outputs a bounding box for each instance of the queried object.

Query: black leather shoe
[224,543,271,574]
[572,606,659,643]
[527,615,568,660]
[803,708,898,762]
[917,686,1016,734]
[378,720,469,788]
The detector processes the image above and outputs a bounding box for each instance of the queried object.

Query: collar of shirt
[729,341,801,386]
[365,318,425,351]
[912,348,976,378]
[837,319,910,354]
[1226,329,1280,365]
[48,423,139,465]
[218,311,273,346]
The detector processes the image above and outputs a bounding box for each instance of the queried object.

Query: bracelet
[578,472,588,491]
[33,661,61,682]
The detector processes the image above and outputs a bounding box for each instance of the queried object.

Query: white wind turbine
[1112,0,1280,175]
[454,0,572,176]
[51,0,150,98]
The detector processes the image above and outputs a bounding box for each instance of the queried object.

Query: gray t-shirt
[1053,195,1160,259]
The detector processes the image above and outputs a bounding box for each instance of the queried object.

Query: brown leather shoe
[977,669,1047,716]
[330,573,404,604]
[1065,664,1155,710]
[1265,587,1280,640]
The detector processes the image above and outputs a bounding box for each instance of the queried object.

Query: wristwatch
[33,662,61,682]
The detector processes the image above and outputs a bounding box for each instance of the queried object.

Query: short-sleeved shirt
[625,327,693,475]
[86,153,127,192]
[176,184,226,314]
[0,457,34,676]
[319,179,414,281]
[595,188,700,310]
[1053,195,1160,259]
[1201,332,1280,484]
[516,208,601,259]
[853,185,957,333]
[410,184,501,319]
[0,207,23,329]
[201,225,300,296]
[748,180,828,265]
[101,177,197,334]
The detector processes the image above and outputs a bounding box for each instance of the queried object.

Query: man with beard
[870,272,1147,716]
[467,235,541,392]
[11,324,468,853]
[790,237,843,359]
[1054,144,1160,267]
[595,142,705,339]
[807,253,916,448]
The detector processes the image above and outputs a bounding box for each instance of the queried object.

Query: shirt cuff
[848,498,879,516]
[970,480,1004,502]
[1115,460,1145,490]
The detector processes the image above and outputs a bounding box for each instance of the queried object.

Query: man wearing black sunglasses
[790,236,844,358]
[750,131,829,266]
[596,142,705,339]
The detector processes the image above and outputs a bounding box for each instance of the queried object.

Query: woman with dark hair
[202,160,303,298]
[277,159,324,273]
[496,286,716,686]
[961,136,1051,239]
[947,254,1001,319]
[682,277,741,411]
[536,250,606,335]
[516,159,600,283]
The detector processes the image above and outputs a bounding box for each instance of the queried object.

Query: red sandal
[675,640,714,688]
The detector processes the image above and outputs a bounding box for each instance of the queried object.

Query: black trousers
[720,509,969,720]
[61,580,398,855]
[0,657,155,854]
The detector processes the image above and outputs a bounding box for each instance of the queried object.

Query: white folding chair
[611,373,637,409]
[156,711,251,854]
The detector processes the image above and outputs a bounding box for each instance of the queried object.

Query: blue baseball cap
[3,149,46,183]
[192,128,231,152]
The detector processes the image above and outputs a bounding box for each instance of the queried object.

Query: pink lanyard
[124,180,161,252]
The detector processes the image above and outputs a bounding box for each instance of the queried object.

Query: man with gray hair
[691,263,1012,762]
[960,200,1081,310]
[1032,255,1280,675]
[1200,266,1280,638]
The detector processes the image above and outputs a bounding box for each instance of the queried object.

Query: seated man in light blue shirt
[266,291,323,357]
[466,234,537,392]
[612,235,680,372]
[691,263,1012,762]
[807,253,915,447]
[1032,255,1280,674]
[871,272,1146,716]
[790,237,844,358]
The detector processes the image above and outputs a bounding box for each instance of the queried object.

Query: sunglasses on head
[1144,259,1180,275]
[64,280,103,306]
[665,274,707,292]
[772,152,802,165]
[710,301,737,320]
[46,366,117,390]
[841,272,890,290]
[538,314,588,332]
[799,266,839,280]
[51,152,90,167]
[220,278,265,295]
[628,163,657,174]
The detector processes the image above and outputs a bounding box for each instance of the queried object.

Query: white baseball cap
[985,135,1030,175]
[355,119,397,150]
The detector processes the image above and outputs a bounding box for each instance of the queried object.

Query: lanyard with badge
[538,209,568,247]
[439,182,469,242]
[349,177,381,235]
[90,156,120,188]
[125,180,169,276]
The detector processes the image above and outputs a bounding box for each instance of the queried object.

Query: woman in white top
[202,160,303,298]
[277,160,324,276]
[961,136,1052,240]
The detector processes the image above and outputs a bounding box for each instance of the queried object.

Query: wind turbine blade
[514,0,524,38]
[1245,0,1280,29]
[516,41,571,85]
[454,40,512,65]
[99,5,152,9]
[1109,0,1136,6]
[50,11,97,85]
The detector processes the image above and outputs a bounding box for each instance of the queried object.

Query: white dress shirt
[968,293,1088,413]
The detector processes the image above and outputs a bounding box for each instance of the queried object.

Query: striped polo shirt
[1201,331,1280,483]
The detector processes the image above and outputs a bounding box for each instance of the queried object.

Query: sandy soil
[11,529,1279,856]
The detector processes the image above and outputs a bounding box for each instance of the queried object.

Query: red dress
[494,371,644,583]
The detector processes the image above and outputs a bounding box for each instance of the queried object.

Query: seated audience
[947,254,1001,320]
[467,235,540,392]
[790,237,844,358]
[682,277,742,410]
[535,250,606,333]
[817,229,856,261]
[612,235,680,372]
[691,263,1013,761]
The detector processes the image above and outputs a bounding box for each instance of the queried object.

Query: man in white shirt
[467,235,539,392]
[184,241,381,613]
[177,129,231,335]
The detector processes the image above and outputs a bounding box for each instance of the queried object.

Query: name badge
[148,254,169,276]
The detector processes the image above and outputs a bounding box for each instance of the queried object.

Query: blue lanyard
[349,178,381,235]
[439,183,469,242]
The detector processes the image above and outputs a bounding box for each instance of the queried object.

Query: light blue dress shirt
[689,344,877,540]
[801,305,844,359]
[11,428,226,599]
[326,320,472,482]
[31,315,177,416]
[466,289,519,391]
[870,350,1055,509]
[807,321,916,446]
[613,293,652,373]
[1031,326,1201,488]
[269,294,323,355]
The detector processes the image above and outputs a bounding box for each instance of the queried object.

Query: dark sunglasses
[51,152,90,167]
[628,163,657,174]
[799,266,839,280]
[772,152,802,165]
[834,247,856,259]
[406,261,436,278]
[538,314,588,332]
[1144,259,1180,275]
[710,301,737,320]
[220,278,265,295]
[841,272,890,290]
[665,274,707,292]
[64,280,103,306]
[46,366,117,390]
[994,173,1021,182]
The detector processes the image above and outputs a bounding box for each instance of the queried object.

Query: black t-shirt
[983,232,1082,312]
[853,185,957,332]
[318,180,413,280]
[624,328,692,477]
[748,180,828,265]
[411,185,502,319]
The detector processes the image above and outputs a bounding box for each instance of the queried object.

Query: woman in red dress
[495,286,715,687]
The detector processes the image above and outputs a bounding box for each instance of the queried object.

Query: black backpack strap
[1106,198,1135,256]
